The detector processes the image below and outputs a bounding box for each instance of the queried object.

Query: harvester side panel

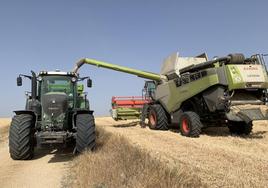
[225,64,268,90]
[156,70,219,113]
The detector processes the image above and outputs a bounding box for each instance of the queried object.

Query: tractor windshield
[40,76,75,106]
[41,76,74,94]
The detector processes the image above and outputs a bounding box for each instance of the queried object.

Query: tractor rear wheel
[179,111,202,137]
[228,121,253,135]
[76,114,96,153]
[9,114,34,160]
[148,104,168,130]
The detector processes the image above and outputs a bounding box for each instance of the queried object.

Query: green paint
[115,107,141,120]
[165,73,219,112]
[225,65,244,90]
[83,58,162,81]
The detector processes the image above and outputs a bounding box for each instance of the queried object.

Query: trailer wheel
[76,114,96,153]
[148,104,168,130]
[9,114,34,160]
[179,111,202,137]
[228,121,253,135]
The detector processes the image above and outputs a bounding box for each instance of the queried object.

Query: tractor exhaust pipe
[31,71,37,100]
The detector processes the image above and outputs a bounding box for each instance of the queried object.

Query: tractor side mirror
[17,76,22,86]
[87,78,92,88]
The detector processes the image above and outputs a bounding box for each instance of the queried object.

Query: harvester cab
[9,70,96,160]
[142,81,156,100]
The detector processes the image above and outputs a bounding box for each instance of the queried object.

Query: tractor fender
[72,110,94,129]
[13,110,37,127]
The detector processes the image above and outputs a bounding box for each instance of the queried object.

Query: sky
[0,0,267,117]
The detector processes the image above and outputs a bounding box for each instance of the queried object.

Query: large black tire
[9,114,34,160]
[228,121,253,135]
[76,114,96,153]
[148,104,168,130]
[179,111,202,137]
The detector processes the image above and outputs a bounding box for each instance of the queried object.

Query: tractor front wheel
[179,111,202,137]
[9,114,35,160]
[76,114,96,153]
[148,104,168,130]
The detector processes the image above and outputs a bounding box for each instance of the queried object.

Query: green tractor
[73,53,268,137]
[9,70,95,160]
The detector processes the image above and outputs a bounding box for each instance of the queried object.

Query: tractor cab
[17,70,93,134]
[37,71,92,108]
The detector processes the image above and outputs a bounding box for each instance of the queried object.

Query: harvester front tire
[148,104,168,130]
[76,114,96,153]
[228,121,253,135]
[9,114,34,160]
[179,111,202,137]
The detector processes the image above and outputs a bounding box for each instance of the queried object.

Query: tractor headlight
[71,77,77,82]
[37,76,42,81]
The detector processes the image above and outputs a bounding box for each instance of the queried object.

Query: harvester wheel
[148,104,168,130]
[243,122,253,135]
[76,114,96,153]
[228,121,253,135]
[179,111,202,137]
[9,114,34,160]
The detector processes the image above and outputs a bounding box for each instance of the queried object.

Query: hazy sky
[0,0,267,117]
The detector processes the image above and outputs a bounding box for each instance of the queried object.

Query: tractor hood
[41,92,68,118]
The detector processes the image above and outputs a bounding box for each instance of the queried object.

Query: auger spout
[73,58,163,81]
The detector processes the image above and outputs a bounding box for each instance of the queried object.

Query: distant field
[0,118,10,144]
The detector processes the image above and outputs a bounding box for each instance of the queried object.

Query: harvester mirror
[17,76,22,86]
[87,78,92,88]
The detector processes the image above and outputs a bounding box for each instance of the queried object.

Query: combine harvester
[73,53,268,137]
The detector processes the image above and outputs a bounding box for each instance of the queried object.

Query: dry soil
[0,117,267,187]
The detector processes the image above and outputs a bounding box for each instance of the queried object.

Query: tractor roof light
[39,71,48,75]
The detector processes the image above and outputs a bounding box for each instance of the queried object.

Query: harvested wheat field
[69,117,268,188]
[1,117,268,187]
